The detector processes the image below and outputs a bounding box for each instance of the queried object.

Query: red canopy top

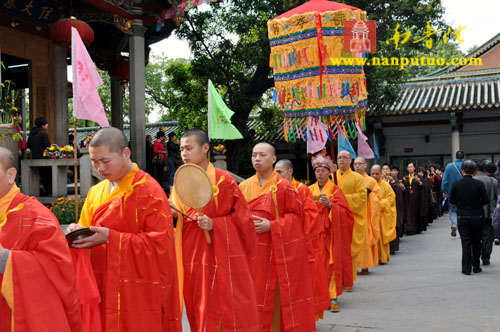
[273,0,361,20]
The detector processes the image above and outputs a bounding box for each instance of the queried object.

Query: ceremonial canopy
[268,0,370,143]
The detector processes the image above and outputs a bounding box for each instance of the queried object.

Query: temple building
[372,32,500,170]
[0,0,199,168]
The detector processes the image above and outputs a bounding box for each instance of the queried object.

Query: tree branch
[185,14,232,84]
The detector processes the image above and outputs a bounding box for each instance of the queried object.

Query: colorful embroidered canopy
[268,0,369,143]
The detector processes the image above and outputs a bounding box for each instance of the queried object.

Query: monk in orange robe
[67,128,181,332]
[170,129,260,332]
[275,159,328,320]
[354,157,381,275]
[240,143,315,332]
[306,152,354,312]
[371,165,397,264]
[336,150,367,286]
[0,147,82,332]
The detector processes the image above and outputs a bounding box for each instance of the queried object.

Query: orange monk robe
[357,174,381,269]
[291,178,329,320]
[79,165,181,332]
[336,169,367,281]
[377,179,397,264]
[240,172,316,332]
[171,163,260,332]
[309,179,353,301]
[0,184,82,332]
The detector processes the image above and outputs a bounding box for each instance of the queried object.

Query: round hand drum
[174,163,213,244]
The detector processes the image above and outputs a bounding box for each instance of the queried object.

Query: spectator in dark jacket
[27,117,52,195]
[166,132,180,188]
[493,195,500,246]
[450,160,489,275]
[473,161,499,265]
[27,117,50,159]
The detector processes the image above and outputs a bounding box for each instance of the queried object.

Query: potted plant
[0,77,22,161]
[50,196,84,225]
[212,144,227,156]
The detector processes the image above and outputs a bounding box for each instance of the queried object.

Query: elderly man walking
[449,160,489,275]
[473,160,499,266]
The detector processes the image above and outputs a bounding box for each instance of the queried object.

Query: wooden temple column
[54,43,68,146]
[129,20,147,169]
[111,79,124,130]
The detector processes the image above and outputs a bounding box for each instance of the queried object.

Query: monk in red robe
[240,143,315,332]
[0,147,82,332]
[307,152,354,312]
[169,129,260,332]
[275,159,328,320]
[67,128,181,332]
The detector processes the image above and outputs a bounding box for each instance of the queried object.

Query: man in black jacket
[27,117,52,195]
[450,160,489,275]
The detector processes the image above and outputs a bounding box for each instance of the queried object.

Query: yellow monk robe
[336,169,367,281]
[240,172,316,332]
[309,179,353,301]
[377,179,397,264]
[171,163,260,332]
[79,164,181,332]
[357,174,381,270]
[1,184,82,332]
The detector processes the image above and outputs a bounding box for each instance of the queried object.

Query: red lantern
[108,61,130,83]
[50,18,94,48]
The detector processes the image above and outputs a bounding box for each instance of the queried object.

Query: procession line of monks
[0,127,400,332]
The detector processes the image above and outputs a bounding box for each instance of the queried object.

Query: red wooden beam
[80,0,134,20]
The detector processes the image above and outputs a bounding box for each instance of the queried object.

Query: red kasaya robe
[291,178,329,320]
[171,163,260,332]
[240,172,316,332]
[79,167,182,332]
[309,179,354,299]
[0,188,82,332]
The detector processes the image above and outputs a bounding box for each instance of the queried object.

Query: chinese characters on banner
[386,20,466,50]
[0,0,59,25]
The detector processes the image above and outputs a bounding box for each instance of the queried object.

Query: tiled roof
[382,74,500,115]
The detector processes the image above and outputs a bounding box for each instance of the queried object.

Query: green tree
[169,0,450,172]
[145,56,207,132]
[406,40,464,78]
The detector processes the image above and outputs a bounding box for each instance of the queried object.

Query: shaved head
[182,128,209,147]
[338,150,351,159]
[0,147,17,198]
[252,142,277,177]
[275,159,294,182]
[0,147,14,170]
[371,164,382,181]
[337,150,353,172]
[276,159,293,170]
[90,127,128,153]
[354,156,367,174]
[254,142,276,156]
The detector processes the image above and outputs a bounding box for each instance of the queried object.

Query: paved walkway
[317,215,500,332]
[181,214,500,331]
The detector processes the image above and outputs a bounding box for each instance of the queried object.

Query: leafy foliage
[147,56,207,133]
[50,196,84,225]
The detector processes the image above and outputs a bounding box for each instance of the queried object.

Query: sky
[150,0,500,58]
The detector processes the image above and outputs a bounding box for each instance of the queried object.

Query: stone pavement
[316,215,500,332]
[181,214,500,331]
